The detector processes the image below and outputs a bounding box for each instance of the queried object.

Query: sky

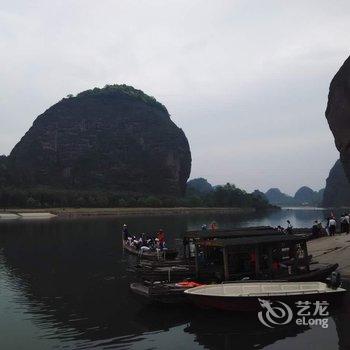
[0,0,349,195]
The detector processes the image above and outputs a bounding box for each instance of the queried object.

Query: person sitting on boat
[140,233,148,246]
[140,245,151,253]
[122,224,129,241]
[132,236,139,248]
[146,237,153,247]
[138,236,145,249]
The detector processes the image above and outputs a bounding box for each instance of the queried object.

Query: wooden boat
[123,240,178,260]
[130,264,340,304]
[130,281,200,304]
[184,281,346,311]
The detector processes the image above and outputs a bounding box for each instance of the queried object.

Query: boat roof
[197,234,307,248]
[183,227,282,240]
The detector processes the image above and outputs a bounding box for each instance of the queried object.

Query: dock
[308,233,350,279]
[0,212,56,220]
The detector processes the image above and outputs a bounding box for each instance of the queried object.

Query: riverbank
[308,233,350,279]
[0,207,261,218]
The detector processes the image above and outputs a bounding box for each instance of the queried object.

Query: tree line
[0,183,273,210]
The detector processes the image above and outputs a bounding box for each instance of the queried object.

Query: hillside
[3,84,192,196]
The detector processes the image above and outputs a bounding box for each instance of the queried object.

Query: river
[0,208,349,350]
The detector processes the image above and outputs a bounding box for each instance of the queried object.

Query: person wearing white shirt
[329,218,336,236]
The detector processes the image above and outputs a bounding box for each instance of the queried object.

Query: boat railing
[229,290,325,297]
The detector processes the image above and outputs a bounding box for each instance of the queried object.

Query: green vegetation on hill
[187,178,213,195]
[185,181,273,210]
[74,84,167,112]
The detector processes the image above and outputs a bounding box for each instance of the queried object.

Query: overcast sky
[1,0,349,194]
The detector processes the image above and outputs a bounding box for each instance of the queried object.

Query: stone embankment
[308,233,350,279]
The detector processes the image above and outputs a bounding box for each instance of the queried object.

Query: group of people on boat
[122,224,167,253]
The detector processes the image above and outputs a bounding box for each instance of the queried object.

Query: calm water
[0,208,349,350]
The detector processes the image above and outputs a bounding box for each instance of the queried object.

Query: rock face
[323,159,350,207]
[7,85,192,196]
[265,188,296,206]
[326,56,350,182]
[294,186,315,204]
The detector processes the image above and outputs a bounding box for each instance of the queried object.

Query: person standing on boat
[122,224,129,241]
[328,217,336,236]
[157,229,165,250]
[210,221,218,232]
[286,220,293,235]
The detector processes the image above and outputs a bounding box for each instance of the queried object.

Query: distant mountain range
[187,178,324,207]
[263,186,324,207]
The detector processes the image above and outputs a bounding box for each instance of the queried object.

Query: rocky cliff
[326,56,350,182]
[323,159,350,207]
[5,84,192,196]
[265,188,296,206]
[294,186,315,204]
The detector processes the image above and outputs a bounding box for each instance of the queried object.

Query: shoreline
[0,207,261,218]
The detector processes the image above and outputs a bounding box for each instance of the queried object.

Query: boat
[184,281,346,311]
[134,225,338,283]
[130,281,202,304]
[123,240,178,260]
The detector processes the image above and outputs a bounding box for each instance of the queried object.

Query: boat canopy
[197,234,307,248]
[183,228,281,240]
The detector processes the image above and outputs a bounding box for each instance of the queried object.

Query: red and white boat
[184,281,346,311]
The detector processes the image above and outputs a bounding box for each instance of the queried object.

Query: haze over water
[0,208,349,350]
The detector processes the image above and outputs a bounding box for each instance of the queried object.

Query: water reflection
[0,210,348,349]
